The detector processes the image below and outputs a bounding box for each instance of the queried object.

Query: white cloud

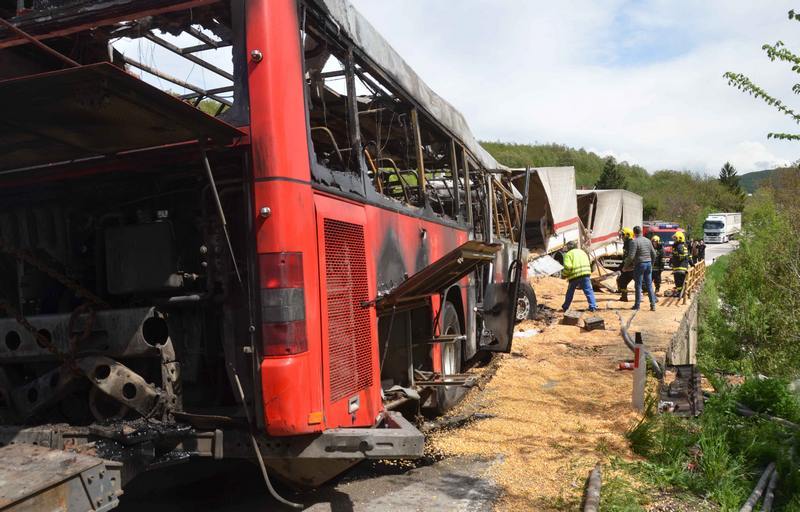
[350,0,800,174]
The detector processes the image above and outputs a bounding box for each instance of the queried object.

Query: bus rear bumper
[277,411,424,460]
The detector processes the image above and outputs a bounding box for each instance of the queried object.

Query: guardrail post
[632,332,646,411]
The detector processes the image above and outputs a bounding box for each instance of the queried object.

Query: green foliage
[712,190,800,377]
[724,10,800,141]
[622,383,800,509]
[738,378,800,422]
[596,157,628,189]
[197,99,228,116]
[719,161,746,201]
[740,167,781,193]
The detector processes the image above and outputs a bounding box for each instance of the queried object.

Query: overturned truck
[0,0,530,508]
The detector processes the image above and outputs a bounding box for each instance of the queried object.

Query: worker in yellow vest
[561,241,598,312]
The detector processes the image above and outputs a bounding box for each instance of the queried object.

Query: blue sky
[350,0,800,174]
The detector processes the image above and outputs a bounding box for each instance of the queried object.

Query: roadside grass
[607,240,800,509]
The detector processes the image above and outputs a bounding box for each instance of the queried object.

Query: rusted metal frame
[450,139,461,220]
[187,25,221,48]
[0,16,80,67]
[344,47,366,185]
[319,69,346,79]
[376,157,412,203]
[182,40,230,54]
[182,85,235,100]
[486,175,498,243]
[490,176,511,238]
[501,192,513,237]
[121,55,232,106]
[363,148,383,194]
[310,126,344,164]
[410,108,427,206]
[143,32,234,80]
[463,148,474,229]
[0,0,222,50]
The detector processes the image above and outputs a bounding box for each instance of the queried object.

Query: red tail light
[259,253,308,356]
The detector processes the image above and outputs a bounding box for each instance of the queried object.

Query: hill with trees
[739,168,783,193]
[481,142,744,237]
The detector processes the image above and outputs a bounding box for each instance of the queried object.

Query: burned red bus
[0,0,529,505]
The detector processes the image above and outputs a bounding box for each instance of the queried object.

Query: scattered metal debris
[658,365,704,417]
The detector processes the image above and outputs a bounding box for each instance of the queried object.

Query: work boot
[650,304,656,311]
[631,305,640,310]
[620,291,628,302]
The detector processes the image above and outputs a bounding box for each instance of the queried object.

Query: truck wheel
[515,283,538,323]
[434,302,463,414]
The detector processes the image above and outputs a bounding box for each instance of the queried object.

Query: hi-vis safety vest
[671,242,689,271]
[563,248,592,280]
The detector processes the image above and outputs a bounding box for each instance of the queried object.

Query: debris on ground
[428,275,692,510]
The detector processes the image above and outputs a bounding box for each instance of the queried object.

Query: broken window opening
[490,174,522,242]
[303,17,361,177]
[109,7,237,119]
[0,2,246,122]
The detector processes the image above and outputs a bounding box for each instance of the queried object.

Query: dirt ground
[429,273,692,510]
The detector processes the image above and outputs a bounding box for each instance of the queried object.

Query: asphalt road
[118,456,499,512]
[703,240,739,265]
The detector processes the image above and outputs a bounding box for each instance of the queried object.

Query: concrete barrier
[667,285,701,366]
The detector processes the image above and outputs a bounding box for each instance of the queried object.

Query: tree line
[482,141,745,237]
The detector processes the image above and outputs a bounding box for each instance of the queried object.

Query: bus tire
[434,302,463,414]
[515,283,538,323]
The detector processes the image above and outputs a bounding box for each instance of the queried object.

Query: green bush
[699,190,800,379]
[623,384,800,508]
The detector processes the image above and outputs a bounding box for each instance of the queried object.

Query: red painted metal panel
[323,219,374,402]
[248,0,325,436]
[315,194,381,428]
[246,0,310,181]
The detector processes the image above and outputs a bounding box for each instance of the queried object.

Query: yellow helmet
[673,231,685,243]
[621,227,634,239]
[651,235,661,243]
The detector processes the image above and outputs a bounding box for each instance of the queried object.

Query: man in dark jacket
[623,226,657,311]
[616,227,635,302]
[651,235,665,295]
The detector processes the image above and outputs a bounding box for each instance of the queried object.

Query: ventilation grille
[324,218,373,402]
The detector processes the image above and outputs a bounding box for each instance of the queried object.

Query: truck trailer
[0,0,529,508]
[703,212,741,244]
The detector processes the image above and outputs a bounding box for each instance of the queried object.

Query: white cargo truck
[703,212,742,243]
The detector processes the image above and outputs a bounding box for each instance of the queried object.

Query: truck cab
[703,213,741,244]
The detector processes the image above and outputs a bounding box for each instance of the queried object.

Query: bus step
[417,374,477,388]
[419,334,467,345]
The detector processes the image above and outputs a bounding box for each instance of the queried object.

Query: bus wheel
[434,302,463,414]
[515,283,538,323]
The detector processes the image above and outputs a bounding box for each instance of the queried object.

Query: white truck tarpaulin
[621,191,643,231]
[527,167,579,235]
[577,189,643,252]
[313,0,502,171]
[523,167,580,256]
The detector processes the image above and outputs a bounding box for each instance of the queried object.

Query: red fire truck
[0,0,529,506]
[643,222,682,266]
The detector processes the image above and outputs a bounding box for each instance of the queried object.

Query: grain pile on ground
[429,274,692,510]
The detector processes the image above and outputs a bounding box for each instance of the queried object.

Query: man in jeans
[623,226,657,311]
[561,241,598,312]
